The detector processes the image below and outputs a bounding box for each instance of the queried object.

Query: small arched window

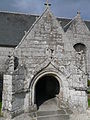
[73,43,86,54]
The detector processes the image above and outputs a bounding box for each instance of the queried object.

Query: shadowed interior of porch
[35,75,60,108]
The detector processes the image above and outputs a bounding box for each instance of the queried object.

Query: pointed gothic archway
[35,75,60,108]
[29,70,66,111]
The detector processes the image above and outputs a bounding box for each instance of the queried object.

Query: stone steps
[29,98,72,120]
[37,114,70,120]
[30,109,72,120]
[37,110,70,120]
[87,108,90,120]
[37,109,72,117]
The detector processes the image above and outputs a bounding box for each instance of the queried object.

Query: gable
[15,8,74,51]
[14,8,75,73]
[16,9,62,47]
[66,13,90,35]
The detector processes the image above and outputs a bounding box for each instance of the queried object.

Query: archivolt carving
[32,56,70,81]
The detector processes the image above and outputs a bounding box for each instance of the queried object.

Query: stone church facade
[0,6,90,118]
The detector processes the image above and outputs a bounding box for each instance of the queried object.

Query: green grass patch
[88,98,90,107]
[0,101,2,115]
[88,80,90,87]
[0,98,2,116]
[87,90,90,94]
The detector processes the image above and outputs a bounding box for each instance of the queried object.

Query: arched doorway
[35,75,60,108]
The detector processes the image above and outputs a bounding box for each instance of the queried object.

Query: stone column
[29,89,37,112]
[24,92,30,112]
[2,74,12,119]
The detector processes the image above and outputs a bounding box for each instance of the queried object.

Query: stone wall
[11,65,26,116]
[13,8,87,113]
[2,8,88,118]
[2,74,12,118]
[66,13,90,79]
[0,47,14,99]
[0,47,14,72]
[0,73,3,99]
[2,65,27,118]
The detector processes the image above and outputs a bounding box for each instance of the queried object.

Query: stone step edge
[37,114,69,118]
[37,110,72,116]
[29,110,72,118]
[37,112,68,117]
[37,113,69,118]
[30,113,68,119]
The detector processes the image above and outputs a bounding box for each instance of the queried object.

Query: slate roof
[0,12,37,47]
[0,11,90,47]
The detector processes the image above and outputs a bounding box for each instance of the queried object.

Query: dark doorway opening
[35,75,60,108]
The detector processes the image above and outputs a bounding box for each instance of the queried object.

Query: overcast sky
[0,0,90,20]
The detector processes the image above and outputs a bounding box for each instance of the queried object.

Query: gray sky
[0,0,90,20]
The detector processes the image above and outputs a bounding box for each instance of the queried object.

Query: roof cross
[77,10,80,15]
[44,0,51,8]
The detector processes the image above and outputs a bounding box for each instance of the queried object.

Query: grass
[88,90,90,94]
[88,80,90,87]
[88,81,90,108]
[0,102,2,116]
[0,99,2,116]
[88,98,90,107]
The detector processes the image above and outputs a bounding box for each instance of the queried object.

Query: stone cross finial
[77,11,81,18]
[44,0,51,8]
[77,10,80,15]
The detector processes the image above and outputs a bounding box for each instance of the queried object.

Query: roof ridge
[63,19,74,29]
[57,16,72,20]
[0,10,40,16]
[0,11,90,22]
[84,19,90,22]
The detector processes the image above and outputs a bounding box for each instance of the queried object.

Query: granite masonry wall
[1,9,88,118]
